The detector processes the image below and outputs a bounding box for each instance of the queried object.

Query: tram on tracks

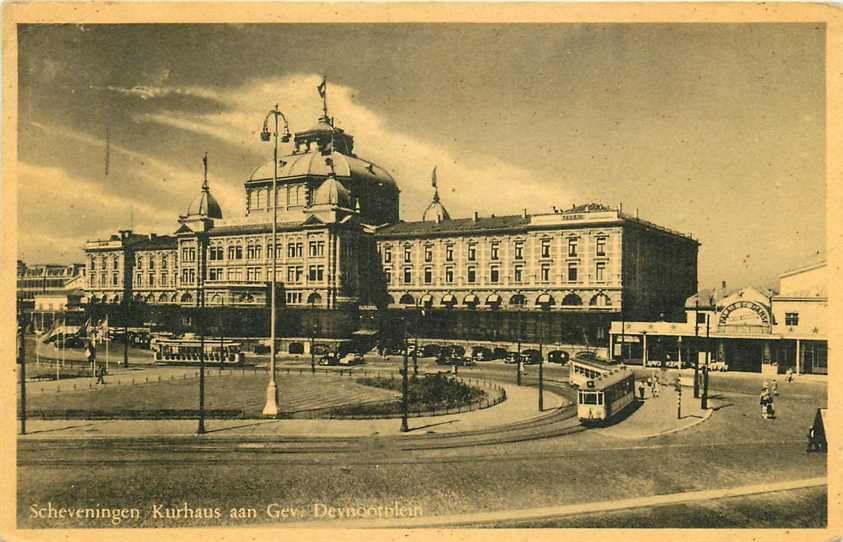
[568,357,618,388]
[152,334,246,366]
[576,366,636,425]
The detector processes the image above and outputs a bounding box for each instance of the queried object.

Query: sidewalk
[595,384,712,439]
[18,380,570,439]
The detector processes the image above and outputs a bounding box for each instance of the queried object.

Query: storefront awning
[536,293,554,305]
[442,293,456,304]
[464,294,479,305]
[421,294,433,304]
[352,329,378,336]
[486,294,502,305]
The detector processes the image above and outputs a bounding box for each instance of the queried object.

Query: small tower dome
[313,175,352,208]
[422,166,450,223]
[186,153,223,219]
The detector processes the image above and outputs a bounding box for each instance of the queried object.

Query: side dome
[423,199,450,223]
[313,176,352,208]
[186,189,223,219]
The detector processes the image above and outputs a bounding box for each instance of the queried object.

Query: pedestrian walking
[96,363,106,385]
[771,378,778,396]
[785,367,794,383]
[653,377,660,398]
[760,387,770,419]
[766,394,776,419]
[638,381,646,401]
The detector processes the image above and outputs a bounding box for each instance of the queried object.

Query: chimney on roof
[552,206,558,213]
[473,211,479,223]
[119,229,132,240]
[721,280,726,290]
[635,208,639,219]
[522,208,528,218]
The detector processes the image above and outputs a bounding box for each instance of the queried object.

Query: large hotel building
[83,88,700,352]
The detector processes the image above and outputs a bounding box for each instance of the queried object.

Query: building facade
[609,261,828,374]
[81,84,699,349]
[17,261,85,308]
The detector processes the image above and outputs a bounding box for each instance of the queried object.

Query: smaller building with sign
[609,261,827,374]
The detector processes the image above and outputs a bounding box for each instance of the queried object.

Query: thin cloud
[136,74,575,222]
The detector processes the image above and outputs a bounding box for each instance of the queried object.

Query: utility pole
[538,310,545,412]
[123,298,129,368]
[702,312,710,409]
[401,316,409,432]
[197,230,207,435]
[18,311,26,435]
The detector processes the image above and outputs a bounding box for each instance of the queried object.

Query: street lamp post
[702,314,710,409]
[260,105,291,417]
[516,300,522,386]
[693,297,700,398]
[310,298,317,374]
[122,298,129,368]
[413,306,422,377]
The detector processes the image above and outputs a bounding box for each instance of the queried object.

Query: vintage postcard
[2,2,841,541]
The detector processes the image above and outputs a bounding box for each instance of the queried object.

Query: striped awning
[464,294,479,305]
[486,294,502,305]
[442,293,456,304]
[421,294,433,304]
[536,293,554,305]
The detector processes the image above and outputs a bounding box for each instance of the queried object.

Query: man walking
[96,363,106,385]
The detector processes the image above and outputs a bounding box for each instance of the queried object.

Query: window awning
[536,293,554,305]
[464,294,479,304]
[421,294,433,304]
[486,294,502,305]
[352,329,378,336]
[442,293,456,304]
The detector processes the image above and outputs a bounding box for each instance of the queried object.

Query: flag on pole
[317,76,327,98]
[432,166,438,189]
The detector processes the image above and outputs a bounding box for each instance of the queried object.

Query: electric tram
[568,357,617,388]
[576,366,636,425]
[152,334,245,366]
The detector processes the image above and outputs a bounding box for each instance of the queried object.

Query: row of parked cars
[390,343,595,366]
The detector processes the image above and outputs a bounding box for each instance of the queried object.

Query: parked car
[381,342,404,356]
[421,344,442,358]
[492,347,509,360]
[318,352,339,366]
[521,349,543,364]
[471,346,494,361]
[339,352,364,366]
[445,344,466,358]
[547,350,570,364]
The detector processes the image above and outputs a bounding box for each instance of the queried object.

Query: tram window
[597,393,603,405]
[582,393,598,405]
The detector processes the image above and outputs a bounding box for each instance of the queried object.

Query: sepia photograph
[4,4,840,537]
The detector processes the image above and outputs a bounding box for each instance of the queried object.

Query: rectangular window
[514,241,524,260]
[135,273,143,287]
[384,267,392,284]
[541,238,551,258]
[696,313,707,325]
[423,267,433,284]
[384,247,392,263]
[148,258,155,270]
[445,266,454,284]
[467,244,476,261]
[490,265,500,283]
[514,265,523,283]
[568,238,578,257]
[209,268,224,281]
[112,272,118,286]
[404,246,412,263]
[596,237,607,256]
[148,272,155,287]
[182,248,196,262]
[785,313,799,326]
[288,243,303,258]
[424,246,433,263]
[160,273,168,287]
[246,268,262,282]
[595,262,606,282]
[490,243,500,260]
[445,245,454,262]
[227,268,243,282]
[228,245,243,260]
[541,264,550,282]
[467,266,476,283]
[403,268,412,284]
[568,262,578,282]
[287,266,304,283]
[308,241,325,257]
[308,265,324,282]
[286,292,303,305]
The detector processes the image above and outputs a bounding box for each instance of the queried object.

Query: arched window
[180,293,193,303]
[306,292,322,305]
[158,293,169,303]
[562,293,583,306]
[399,293,416,306]
[145,294,155,304]
[209,294,222,305]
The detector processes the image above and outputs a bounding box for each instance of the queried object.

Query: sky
[15,23,826,290]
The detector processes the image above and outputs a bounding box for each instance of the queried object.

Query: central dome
[186,188,223,219]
